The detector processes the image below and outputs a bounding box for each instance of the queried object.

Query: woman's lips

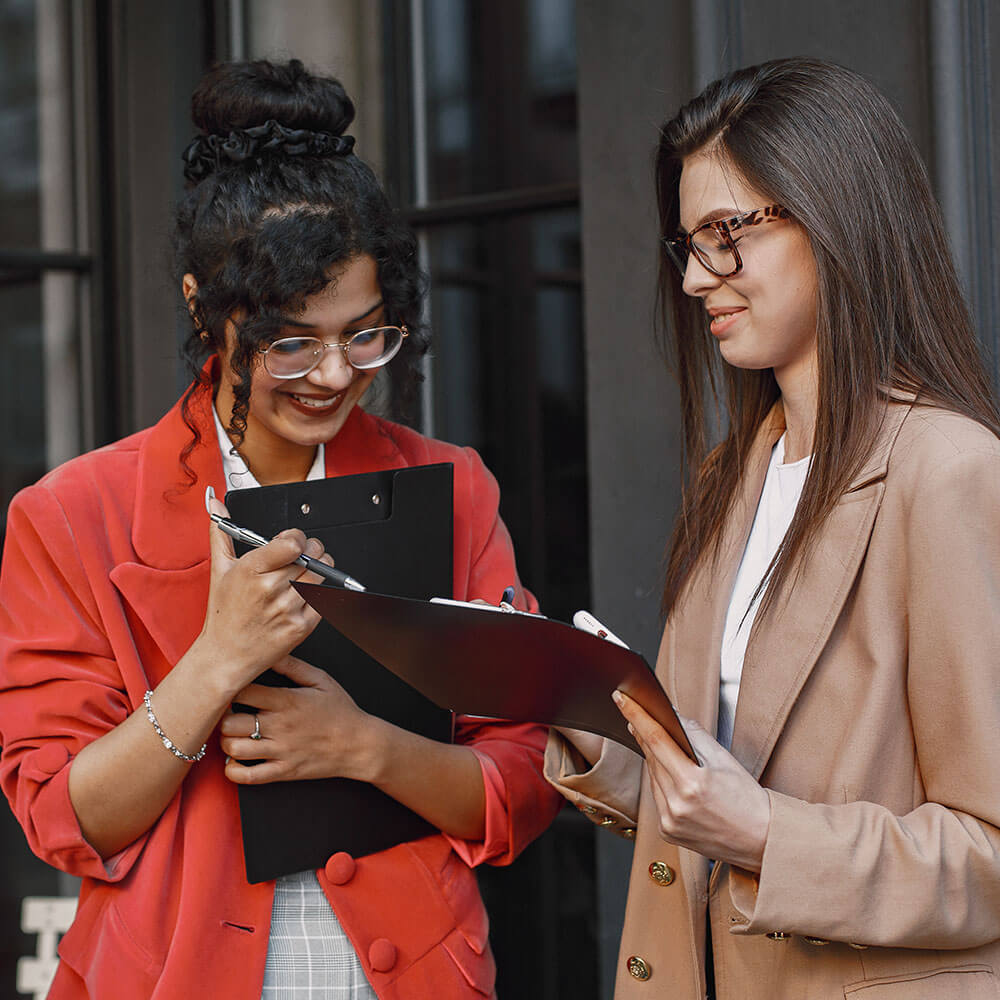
[708,307,745,337]
[283,390,345,416]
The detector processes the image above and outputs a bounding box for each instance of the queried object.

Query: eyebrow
[292,299,386,330]
[681,207,743,234]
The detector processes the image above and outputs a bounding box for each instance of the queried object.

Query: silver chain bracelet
[143,690,207,763]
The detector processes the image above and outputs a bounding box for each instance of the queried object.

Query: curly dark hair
[174,58,427,475]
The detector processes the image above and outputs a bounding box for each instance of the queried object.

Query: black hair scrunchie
[181,120,356,183]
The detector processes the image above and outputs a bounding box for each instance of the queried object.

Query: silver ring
[250,715,262,741]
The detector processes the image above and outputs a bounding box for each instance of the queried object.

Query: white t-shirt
[717,434,809,749]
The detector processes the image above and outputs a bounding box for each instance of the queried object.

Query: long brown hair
[658,58,1000,615]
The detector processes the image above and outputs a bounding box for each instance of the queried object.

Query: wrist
[348,714,398,786]
[174,637,246,708]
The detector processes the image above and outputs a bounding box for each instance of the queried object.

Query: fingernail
[612,690,624,707]
[204,485,215,512]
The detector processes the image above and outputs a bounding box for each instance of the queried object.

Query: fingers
[220,706,266,737]
[240,530,310,575]
[293,547,335,586]
[614,690,694,772]
[224,757,286,785]
[266,655,328,687]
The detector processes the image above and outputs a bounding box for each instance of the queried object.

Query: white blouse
[718,434,809,750]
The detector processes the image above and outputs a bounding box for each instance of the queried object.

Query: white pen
[572,610,629,648]
[205,486,366,591]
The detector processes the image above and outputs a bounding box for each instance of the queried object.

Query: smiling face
[678,151,819,396]
[213,253,384,484]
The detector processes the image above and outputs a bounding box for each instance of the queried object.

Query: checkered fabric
[261,871,378,998]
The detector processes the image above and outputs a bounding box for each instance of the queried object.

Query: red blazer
[0,383,562,999]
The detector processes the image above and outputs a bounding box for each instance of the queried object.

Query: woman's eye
[349,329,379,346]
[696,234,729,253]
[271,338,313,355]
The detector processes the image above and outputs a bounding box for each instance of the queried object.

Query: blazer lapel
[111,379,224,679]
[729,399,914,778]
[665,407,782,946]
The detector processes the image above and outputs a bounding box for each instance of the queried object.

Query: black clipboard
[294,585,699,763]
[225,462,454,883]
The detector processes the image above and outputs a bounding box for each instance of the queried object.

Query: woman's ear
[182,273,211,343]
[182,273,199,312]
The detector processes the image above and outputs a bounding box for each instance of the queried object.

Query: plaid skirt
[261,870,378,999]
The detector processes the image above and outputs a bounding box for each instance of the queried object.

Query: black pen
[208,509,366,592]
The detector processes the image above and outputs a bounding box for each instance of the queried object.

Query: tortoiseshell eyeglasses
[661,204,791,278]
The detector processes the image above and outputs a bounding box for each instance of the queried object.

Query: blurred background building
[0,1,997,997]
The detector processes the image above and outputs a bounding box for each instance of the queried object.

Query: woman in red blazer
[0,59,560,999]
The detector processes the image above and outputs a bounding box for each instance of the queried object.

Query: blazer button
[369,938,398,972]
[599,816,617,827]
[325,852,357,885]
[766,931,790,941]
[621,827,637,840]
[580,805,598,815]
[848,942,870,950]
[803,937,830,946]
[627,955,651,981]
[648,861,675,886]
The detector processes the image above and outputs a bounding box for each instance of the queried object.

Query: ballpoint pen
[205,487,366,591]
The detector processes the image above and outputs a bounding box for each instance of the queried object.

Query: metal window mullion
[409,0,434,435]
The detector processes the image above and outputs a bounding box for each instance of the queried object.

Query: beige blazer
[547,398,1000,999]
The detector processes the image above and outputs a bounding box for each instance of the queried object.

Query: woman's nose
[306,344,355,387]
[681,254,722,298]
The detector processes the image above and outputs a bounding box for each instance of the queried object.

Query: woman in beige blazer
[547,58,1000,999]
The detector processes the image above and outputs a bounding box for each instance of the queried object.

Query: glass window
[420,0,578,200]
[0,0,89,544]
[390,4,596,996]
[427,208,585,619]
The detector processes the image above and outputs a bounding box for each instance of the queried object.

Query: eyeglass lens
[263,327,404,378]
[666,231,737,277]
[688,230,738,276]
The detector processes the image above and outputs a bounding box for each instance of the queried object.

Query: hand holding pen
[205,487,366,592]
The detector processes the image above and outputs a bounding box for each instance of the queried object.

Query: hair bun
[184,59,357,183]
[191,58,355,137]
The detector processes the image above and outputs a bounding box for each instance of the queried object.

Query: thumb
[207,495,238,576]
[269,654,329,688]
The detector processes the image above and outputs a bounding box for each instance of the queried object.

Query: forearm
[733,791,1000,948]
[68,644,237,859]
[363,718,486,841]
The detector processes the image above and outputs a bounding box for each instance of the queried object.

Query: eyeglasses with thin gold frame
[259,325,409,379]
[662,204,791,278]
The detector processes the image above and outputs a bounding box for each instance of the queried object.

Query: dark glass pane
[0,0,77,252]
[0,0,40,249]
[427,207,586,622]
[0,282,47,542]
[421,0,578,200]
